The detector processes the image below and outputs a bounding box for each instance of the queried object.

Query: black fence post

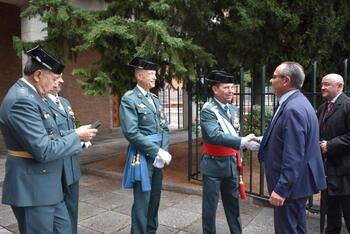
[312,61,317,107]
[239,67,244,136]
[187,82,193,181]
[343,59,348,92]
[259,65,266,196]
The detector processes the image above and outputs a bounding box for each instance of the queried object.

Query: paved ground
[0,130,347,233]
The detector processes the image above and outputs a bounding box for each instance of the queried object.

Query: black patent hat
[26,45,64,74]
[128,57,158,71]
[205,70,235,84]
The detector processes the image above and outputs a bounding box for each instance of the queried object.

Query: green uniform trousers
[202,174,242,234]
[131,158,163,234]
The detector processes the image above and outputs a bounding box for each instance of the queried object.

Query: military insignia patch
[159,106,166,126]
[67,106,75,116]
[16,87,28,96]
[233,112,240,132]
[138,103,146,108]
[48,129,54,140]
[43,111,50,119]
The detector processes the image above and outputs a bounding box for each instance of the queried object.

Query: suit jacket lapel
[318,103,326,129]
[213,99,230,122]
[327,93,344,120]
[261,90,300,149]
[134,87,156,113]
[152,95,160,114]
[47,97,67,116]
[60,98,70,117]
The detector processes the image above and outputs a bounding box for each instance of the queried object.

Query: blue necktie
[223,105,230,117]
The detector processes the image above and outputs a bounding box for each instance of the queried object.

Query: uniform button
[42,168,47,173]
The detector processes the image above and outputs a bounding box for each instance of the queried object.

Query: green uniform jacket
[47,96,80,186]
[119,86,169,158]
[0,79,82,207]
[200,99,242,177]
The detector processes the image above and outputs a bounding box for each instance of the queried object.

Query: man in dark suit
[0,45,98,233]
[257,62,326,233]
[200,70,257,234]
[119,57,171,234]
[318,73,350,234]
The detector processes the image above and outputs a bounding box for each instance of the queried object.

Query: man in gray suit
[0,45,98,234]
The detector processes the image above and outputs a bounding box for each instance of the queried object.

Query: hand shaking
[241,134,261,151]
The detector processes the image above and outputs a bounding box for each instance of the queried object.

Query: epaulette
[202,101,215,110]
[124,90,134,96]
[16,87,29,96]
[150,92,158,98]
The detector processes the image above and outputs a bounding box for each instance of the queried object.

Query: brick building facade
[0,1,116,151]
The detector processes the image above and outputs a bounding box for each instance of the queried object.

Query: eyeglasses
[271,74,286,79]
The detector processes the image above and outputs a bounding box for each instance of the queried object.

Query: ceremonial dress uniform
[199,70,248,234]
[200,98,242,234]
[0,45,93,234]
[0,79,82,234]
[120,57,169,234]
[47,95,80,234]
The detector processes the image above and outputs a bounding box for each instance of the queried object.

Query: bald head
[321,73,344,101]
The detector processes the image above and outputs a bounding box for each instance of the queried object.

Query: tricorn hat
[128,57,158,71]
[205,70,235,85]
[26,45,64,74]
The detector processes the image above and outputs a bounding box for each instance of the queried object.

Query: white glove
[157,148,172,165]
[81,141,92,149]
[241,136,252,148]
[244,141,260,151]
[153,155,165,168]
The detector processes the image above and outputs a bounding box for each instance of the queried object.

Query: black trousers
[325,194,350,234]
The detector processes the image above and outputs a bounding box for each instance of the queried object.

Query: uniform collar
[136,84,149,96]
[214,98,229,110]
[20,77,37,94]
[47,94,58,103]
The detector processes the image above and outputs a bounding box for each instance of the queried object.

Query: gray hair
[280,61,305,89]
[23,57,48,76]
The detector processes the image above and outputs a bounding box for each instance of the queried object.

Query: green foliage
[15,0,215,96]
[242,105,274,136]
[13,0,350,96]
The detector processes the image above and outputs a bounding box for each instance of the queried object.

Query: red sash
[203,142,247,200]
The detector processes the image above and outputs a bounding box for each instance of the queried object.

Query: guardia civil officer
[120,57,171,234]
[0,45,98,234]
[200,70,257,234]
[47,75,90,234]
